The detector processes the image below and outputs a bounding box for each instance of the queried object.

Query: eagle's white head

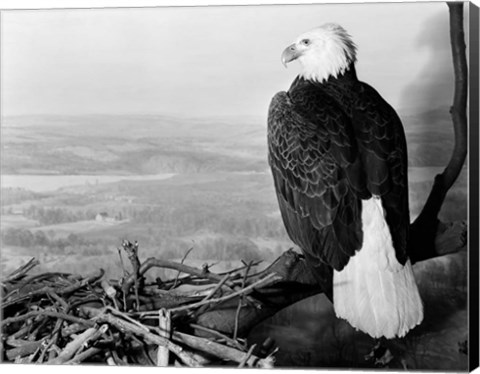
[281,23,357,83]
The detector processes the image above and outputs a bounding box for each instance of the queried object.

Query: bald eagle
[268,23,423,339]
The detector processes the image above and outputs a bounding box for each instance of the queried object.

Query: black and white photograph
[0,0,478,371]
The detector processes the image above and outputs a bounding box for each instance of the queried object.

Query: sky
[1,2,456,118]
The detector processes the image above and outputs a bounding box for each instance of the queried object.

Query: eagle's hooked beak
[281,43,301,67]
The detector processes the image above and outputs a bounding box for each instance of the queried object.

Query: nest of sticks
[1,240,279,367]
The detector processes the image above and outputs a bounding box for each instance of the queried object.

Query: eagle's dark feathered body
[268,24,423,339]
[268,65,409,272]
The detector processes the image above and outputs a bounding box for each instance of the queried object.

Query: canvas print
[0,1,476,371]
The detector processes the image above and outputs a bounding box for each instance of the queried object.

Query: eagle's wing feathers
[268,87,363,271]
[352,82,410,263]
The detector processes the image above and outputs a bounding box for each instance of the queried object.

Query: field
[0,111,468,369]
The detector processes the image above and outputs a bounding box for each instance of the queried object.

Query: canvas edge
[468,1,480,372]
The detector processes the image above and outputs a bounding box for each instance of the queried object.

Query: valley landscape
[0,110,468,369]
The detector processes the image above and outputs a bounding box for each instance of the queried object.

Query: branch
[2,258,39,285]
[157,309,171,366]
[47,325,108,364]
[408,2,468,261]
[135,272,281,317]
[82,307,203,367]
[5,339,46,361]
[66,347,103,364]
[1,310,95,329]
[172,331,273,368]
[123,257,235,293]
[445,2,469,187]
[171,247,194,289]
[2,269,104,310]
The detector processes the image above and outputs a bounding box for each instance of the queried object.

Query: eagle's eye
[301,39,311,46]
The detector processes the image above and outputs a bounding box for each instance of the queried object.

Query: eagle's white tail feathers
[333,197,423,339]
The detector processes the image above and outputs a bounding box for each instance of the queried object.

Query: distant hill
[1,109,457,176]
[1,114,267,175]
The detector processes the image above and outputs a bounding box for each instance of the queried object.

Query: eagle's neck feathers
[300,53,354,84]
[298,25,357,84]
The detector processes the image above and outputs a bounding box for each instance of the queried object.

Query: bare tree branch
[408,2,468,262]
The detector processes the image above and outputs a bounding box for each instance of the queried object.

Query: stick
[135,274,278,318]
[10,324,31,340]
[47,289,69,310]
[217,260,263,276]
[3,286,53,309]
[101,280,119,310]
[3,258,39,284]
[47,310,70,361]
[123,257,236,293]
[168,273,280,314]
[106,351,116,365]
[202,274,231,301]
[105,306,149,332]
[1,310,95,329]
[130,335,156,366]
[234,261,253,340]
[59,269,105,295]
[57,324,107,364]
[47,327,99,364]
[238,344,256,368]
[117,247,128,277]
[173,331,271,368]
[6,338,32,348]
[5,339,45,361]
[61,323,88,338]
[171,247,194,289]
[38,336,56,363]
[27,317,49,342]
[122,240,142,311]
[66,347,103,364]
[157,309,171,366]
[81,307,202,367]
[189,323,244,350]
